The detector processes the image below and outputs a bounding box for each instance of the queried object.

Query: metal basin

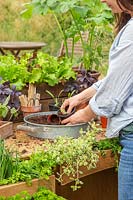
[17,111,88,139]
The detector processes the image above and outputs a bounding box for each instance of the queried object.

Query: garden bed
[0,121,13,139]
[0,176,55,197]
[58,149,116,185]
[5,123,105,158]
[5,124,45,158]
[3,123,119,200]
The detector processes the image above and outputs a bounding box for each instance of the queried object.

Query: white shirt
[89,18,133,138]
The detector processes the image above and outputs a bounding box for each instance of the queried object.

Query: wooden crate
[0,175,55,197]
[0,121,13,139]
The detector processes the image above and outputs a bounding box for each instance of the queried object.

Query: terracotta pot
[21,105,41,117]
[100,116,108,129]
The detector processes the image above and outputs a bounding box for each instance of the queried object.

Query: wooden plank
[56,168,118,200]
[0,121,13,139]
[58,150,116,185]
[22,83,68,100]
[0,175,55,197]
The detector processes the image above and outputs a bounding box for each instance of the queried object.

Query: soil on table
[0,121,3,126]
[5,122,106,159]
[5,123,45,159]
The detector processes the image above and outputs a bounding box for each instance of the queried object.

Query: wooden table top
[0,41,46,50]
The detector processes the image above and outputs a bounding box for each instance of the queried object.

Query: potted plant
[64,67,98,96]
[0,79,21,139]
[46,89,64,111]
[0,79,21,118]
[100,116,108,129]
[19,83,41,117]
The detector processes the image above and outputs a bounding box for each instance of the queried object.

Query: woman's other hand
[61,105,96,125]
[60,94,82,114]
[61,87,97,114]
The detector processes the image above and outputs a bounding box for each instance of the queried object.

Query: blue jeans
[119,133,133,200]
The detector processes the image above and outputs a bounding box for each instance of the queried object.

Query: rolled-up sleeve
[91,79,104,91]
[89,40,133,117]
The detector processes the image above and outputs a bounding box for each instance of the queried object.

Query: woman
[61,1,133,200]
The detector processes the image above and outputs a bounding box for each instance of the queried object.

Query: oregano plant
[43,122,100,191]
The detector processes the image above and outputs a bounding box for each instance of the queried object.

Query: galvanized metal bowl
[17,111,88,139]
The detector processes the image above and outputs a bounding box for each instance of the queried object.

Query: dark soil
[27,107,75,125]
[27,115,61,125]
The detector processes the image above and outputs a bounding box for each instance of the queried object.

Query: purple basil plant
[64,69,97,94]
[0,78,21,110]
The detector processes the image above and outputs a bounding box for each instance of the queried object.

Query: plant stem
[71,37,75,63]
[53,13,69,57]
[70,10,85,57]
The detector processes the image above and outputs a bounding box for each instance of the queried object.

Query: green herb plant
[0,96,18,120]
[0,187,65,200]
[0,139,19,182]
[46,89,64,107]
[43,122,100,191]
[0,146,56,186]
[94,137,122,169]
[0,53,76,89]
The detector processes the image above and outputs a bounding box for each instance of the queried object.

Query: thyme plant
[43,122,100,190]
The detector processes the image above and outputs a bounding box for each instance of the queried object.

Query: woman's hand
[61,87,97,114]
[61,105,96,125]
[61,94,82,114]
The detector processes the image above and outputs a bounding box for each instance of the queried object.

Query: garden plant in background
[0,53,76,90]
[22,0,114,74]
[0,79,21,120]
[46,89,64,111]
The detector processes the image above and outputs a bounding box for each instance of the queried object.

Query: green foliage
[0,96,18,120]
[0,139,19,181]
[0,187,65,200]
[0,53,76,89]
[0,99,9,119]
[0,122,121,191]
[31,52,76,86]
[0,148,56,186]
[95,137,122,155]
[22,0,114,72]
[33,187,65,200]
[43,122,100,190]
[46,89,64,106]
[0,54,30,89]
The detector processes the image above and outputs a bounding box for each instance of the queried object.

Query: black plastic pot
[48,102,60,111]
[57,107,76,119]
